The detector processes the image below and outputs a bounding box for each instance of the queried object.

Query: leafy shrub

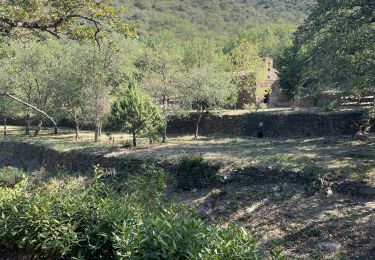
[258,103,268,110]
[0,167,27,187]
[323,100,338,112]
[176,154,222,190]
[243,103,257,111]
[114,206,209,259]
[126,163,167,207]
[0,165,280,259]
[204,224,259,259]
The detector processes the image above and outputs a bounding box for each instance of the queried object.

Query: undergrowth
[0,167,27,188]
[176,154,222,190]
[0,164,282,259]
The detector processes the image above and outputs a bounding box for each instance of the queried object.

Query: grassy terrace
[1,125,375,183]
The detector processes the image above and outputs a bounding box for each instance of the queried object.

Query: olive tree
[137,32,184,143]
[182,64,235,139]
[181,40,236,138]
[0,40,61,136]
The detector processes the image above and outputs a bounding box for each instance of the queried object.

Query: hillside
[119,0,316,39]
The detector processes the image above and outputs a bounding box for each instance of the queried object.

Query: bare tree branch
[0,91,57,131]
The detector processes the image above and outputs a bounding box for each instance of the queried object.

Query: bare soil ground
[176,181,374,259]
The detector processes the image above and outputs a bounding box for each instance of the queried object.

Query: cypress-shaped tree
[110,82,164,147]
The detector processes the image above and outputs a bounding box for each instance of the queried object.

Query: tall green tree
[181,41,235,138]
[0,40,61,136]
[230,41,268,107]
[110,82,164,147]
[137,32,184,143]
[276,46,310,108]
[293,0,375,97]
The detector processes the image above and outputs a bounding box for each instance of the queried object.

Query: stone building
[236,58,289,108]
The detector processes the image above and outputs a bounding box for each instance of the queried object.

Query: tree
[182,64,235,139]
[181,40,235,138]
[0,40,61,136]
[86,39,136,142]
[55,37,139,142]
[227,22,297,58]
[293,0,375,98]
[50,42,91,140]
[110,82,164,147]
[230,41,268,108]
[137,32,184,143]
[0,0,136,44]
[276,46,308,109]
[0,93,19,136]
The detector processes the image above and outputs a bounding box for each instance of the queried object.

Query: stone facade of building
[236,58,290,108]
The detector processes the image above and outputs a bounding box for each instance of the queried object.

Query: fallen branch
[0,91,58,134]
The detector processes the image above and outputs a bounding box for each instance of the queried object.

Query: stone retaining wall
[7,110,367,138]
[167,110,365,137]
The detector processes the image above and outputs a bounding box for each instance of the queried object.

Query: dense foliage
[110,82,164,146]
[0,0,136,43]
[120,0,315,39]
[278,0,375,101]
[0,167,26,188]
[0,166,265,259]
[176,155,222,190]
[0,37,143,138]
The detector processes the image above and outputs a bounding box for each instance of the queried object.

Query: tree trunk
[94,124,99,142]
[132,130,137,147]
[98,121,102,137]
[73,111,80,140]
[3,118,7,136]
[292,97,296,111]
[194,112,203,139]
[162,94,167,143]
[34,119,43,137]
[75,120,80,141]
[25,113,30,135]
[162,122,167,143]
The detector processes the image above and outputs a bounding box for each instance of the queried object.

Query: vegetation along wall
[167,110,365,137]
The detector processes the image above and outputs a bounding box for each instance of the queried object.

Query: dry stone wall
[167,110,365,137]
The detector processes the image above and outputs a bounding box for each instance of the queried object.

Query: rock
[325,187,333,196]
[317,242,340,253]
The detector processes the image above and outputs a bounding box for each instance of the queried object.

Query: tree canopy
[0,0,136,44]
[110,82,164,146]
[283,0,375,99]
